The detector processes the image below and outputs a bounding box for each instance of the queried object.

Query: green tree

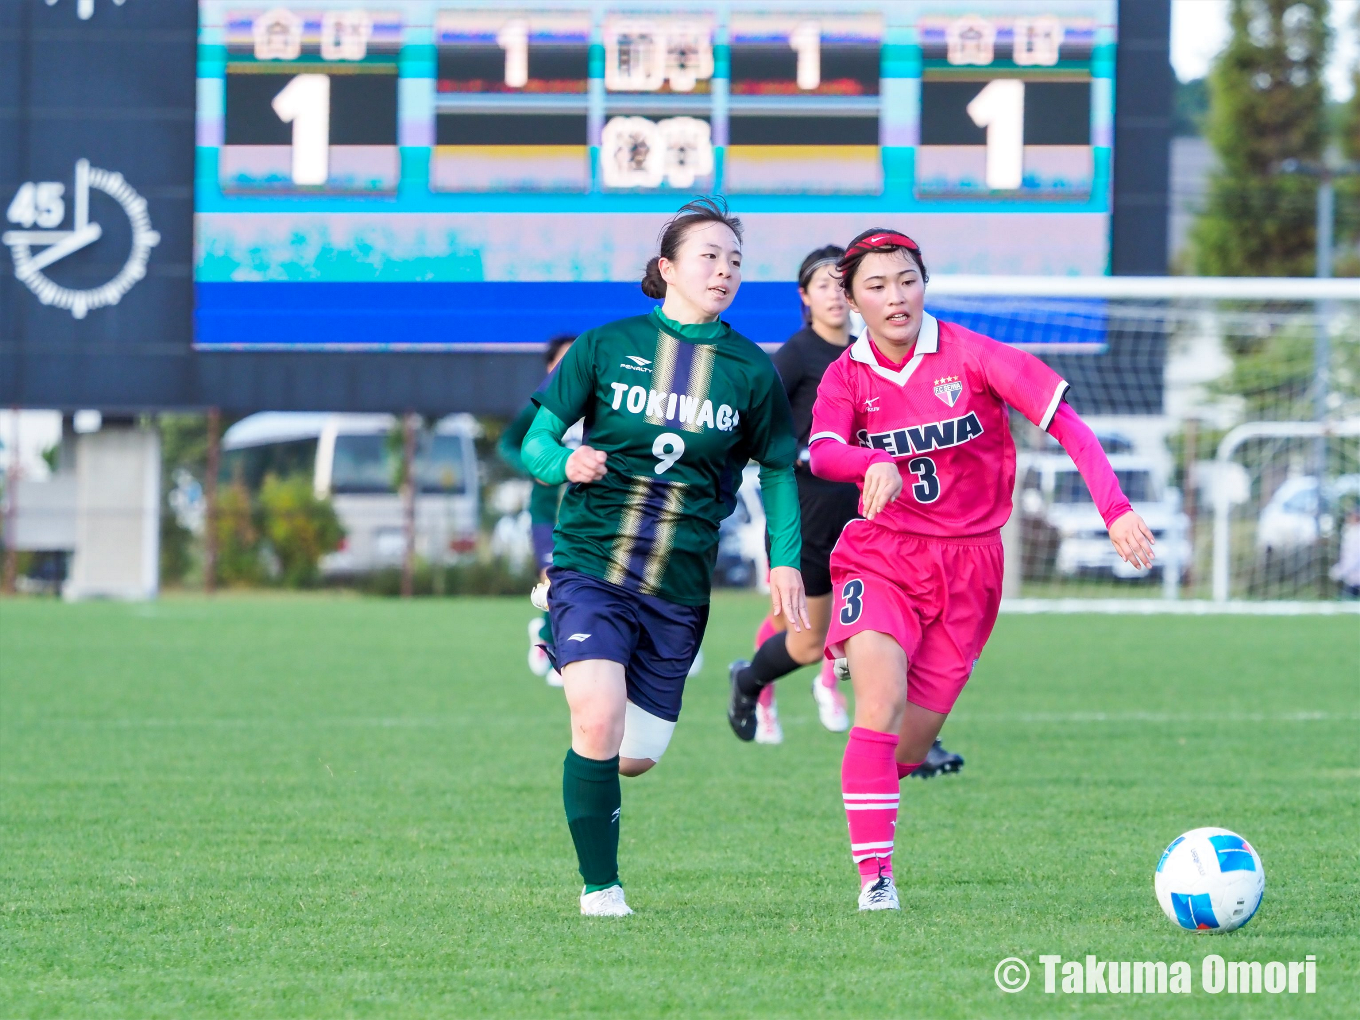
[1192,0,1331,276]
[258,474,344,588]
[1346,4,1360,163]
[214,480,264,586]
[1337,3,1360,275]
[1173,77,1210,137]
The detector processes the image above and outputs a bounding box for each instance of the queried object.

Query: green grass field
[1,595,1356,1018]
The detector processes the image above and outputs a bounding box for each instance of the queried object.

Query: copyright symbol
[994,957,1030,993]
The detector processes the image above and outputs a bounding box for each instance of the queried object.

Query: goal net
[921,276,1360,605]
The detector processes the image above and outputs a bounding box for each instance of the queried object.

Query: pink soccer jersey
[809,313,1069,538]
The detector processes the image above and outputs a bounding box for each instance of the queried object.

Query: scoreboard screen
[194,0,1118,351]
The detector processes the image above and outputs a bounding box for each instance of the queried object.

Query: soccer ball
[1154,827,1264,933]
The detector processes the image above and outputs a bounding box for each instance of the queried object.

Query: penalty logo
[933,376,963,408]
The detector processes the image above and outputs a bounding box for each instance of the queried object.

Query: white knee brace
[618,699,677,762]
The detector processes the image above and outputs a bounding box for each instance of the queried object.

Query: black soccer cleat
[727,659,758,742]
[911,739,964,779]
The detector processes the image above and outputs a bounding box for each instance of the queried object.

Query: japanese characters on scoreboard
[219,7,403,191]
[916,14,1099,198]
[207,3,1103,198]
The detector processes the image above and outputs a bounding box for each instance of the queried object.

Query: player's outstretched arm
[1046,402,1154,569]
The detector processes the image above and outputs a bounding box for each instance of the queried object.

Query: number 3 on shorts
[839,578,865,625]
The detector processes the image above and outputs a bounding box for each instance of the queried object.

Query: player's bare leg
[845,630,907,733]
[563,659,656,777]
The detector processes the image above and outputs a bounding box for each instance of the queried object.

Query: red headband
[841,231,919,262]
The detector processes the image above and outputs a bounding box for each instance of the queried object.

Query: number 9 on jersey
[653,432,684,474]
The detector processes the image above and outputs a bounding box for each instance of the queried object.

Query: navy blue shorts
[546,567,708,723]
[532,522,555,572]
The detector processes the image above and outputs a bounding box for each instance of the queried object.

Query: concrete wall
[64,427,159,600]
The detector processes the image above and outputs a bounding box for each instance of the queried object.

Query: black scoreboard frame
[0,0,1171,416]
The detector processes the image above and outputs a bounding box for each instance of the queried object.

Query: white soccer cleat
[754,698,783,744]
[812,677,850,732]
[528,618,552,677]
[580,885,633,916]
[546,668,563,688]
[858,874,900,912]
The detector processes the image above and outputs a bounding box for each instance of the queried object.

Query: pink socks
[755,615,779,647]
[756,616,779,707]
[897,761,922,780]
[818,656,837,690]
[841,727,900,883]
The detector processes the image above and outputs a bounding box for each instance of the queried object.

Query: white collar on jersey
[849,312,939,387]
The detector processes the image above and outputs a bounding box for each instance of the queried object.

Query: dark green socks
[563,749,621,892]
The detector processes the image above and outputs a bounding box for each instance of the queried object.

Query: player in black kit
[728,245,963,777]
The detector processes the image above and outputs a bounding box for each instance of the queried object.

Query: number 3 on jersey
[652,432,684,474]
[907,456,940,503]
[839,578,864,625]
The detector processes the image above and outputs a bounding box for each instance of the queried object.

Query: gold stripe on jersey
[642,480,688,595]
[605,475,652,586]
[681,344,716,434]
[646,331,679,425]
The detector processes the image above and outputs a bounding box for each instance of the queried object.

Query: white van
[221,412,480,575]
[1017,431,1191,581]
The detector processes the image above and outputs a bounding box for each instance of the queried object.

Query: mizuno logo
[611,808,621,823]
[856,411,985,458]
[864,397,881,412]
[568,633,591,642]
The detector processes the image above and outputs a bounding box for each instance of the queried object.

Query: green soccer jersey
[534,308,798,606]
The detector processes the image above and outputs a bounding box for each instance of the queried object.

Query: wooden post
[401,412,416,598]
[2,409,18,595]
[204,407,220,594]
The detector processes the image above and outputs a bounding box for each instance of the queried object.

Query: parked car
[1255,474,1360,556]
[1017,448,1191,581]
[221,412,480,575]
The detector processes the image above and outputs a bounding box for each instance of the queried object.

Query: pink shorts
[825,520,1004,716]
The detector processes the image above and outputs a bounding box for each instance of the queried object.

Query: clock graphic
[3,158,160,319]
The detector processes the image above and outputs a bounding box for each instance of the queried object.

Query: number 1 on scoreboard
[271,74,331,186]
[966,79,1023,190]
[497,19,530,88]
[789,21,820,90]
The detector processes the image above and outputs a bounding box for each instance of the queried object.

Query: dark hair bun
[641,256,667,299]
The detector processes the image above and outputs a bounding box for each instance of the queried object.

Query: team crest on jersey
[933,375,963,408]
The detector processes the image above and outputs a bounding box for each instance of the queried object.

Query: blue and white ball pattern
[1154,827,1264,933]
